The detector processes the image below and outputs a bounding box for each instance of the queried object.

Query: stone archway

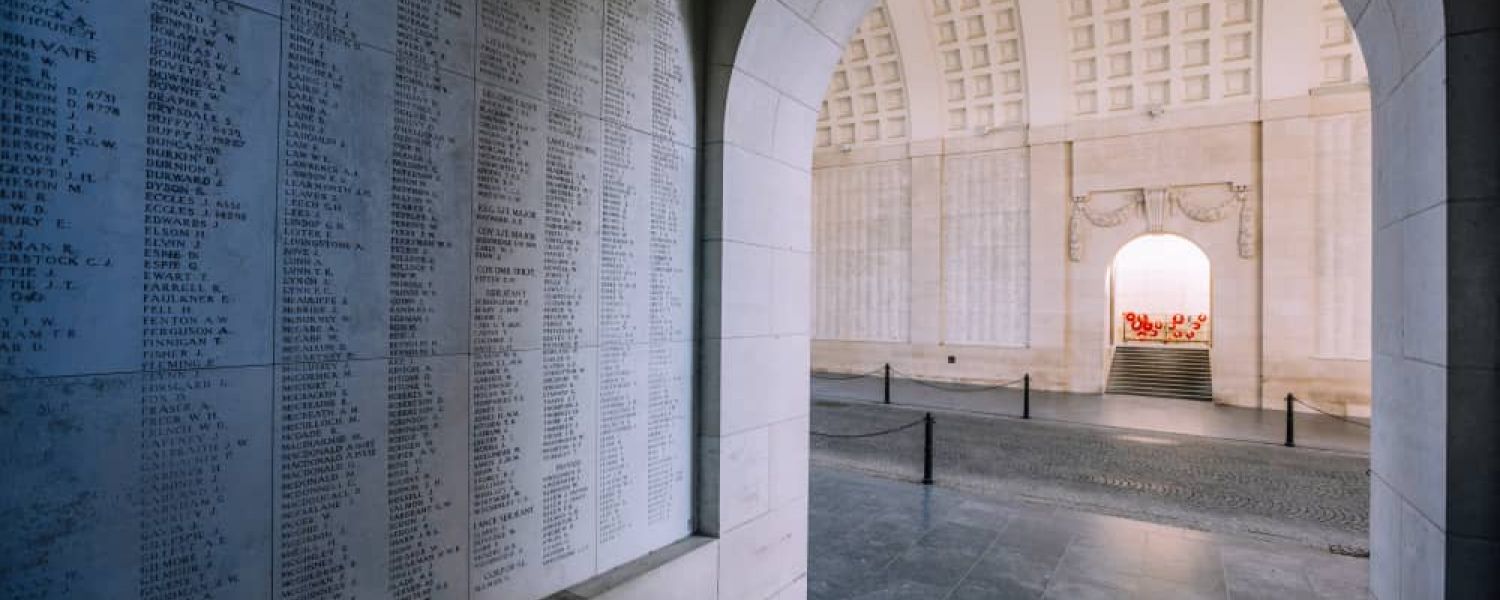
[702,1,1496,598]
[1110,233,1213,346]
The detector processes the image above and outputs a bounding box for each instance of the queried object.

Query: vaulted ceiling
[817,0,1369,150]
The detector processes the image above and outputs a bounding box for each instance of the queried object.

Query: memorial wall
[0,1,699,598]
[811,161,911,343]
[810,1,1374,411]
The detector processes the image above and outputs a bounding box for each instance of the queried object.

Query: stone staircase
[1106,346,1213,401]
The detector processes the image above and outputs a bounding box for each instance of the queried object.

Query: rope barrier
[810,366,1025,392]
[810,366,887,380]
[1291,395,1371,429]
[889,368,1026,393]
[810,417,925,439]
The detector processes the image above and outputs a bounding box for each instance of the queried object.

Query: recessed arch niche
[1109,233,1212,346]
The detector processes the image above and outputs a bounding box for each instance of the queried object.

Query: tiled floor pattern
[809,466,1369,600]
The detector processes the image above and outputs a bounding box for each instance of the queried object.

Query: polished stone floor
[811,374,1370,454]
[809,466,1369,600]
[811,398,1369,548]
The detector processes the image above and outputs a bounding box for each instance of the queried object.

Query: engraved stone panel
[276,6,396,364]
[650,142,697,346]
[1313,113,1372,360]
[384,354,473,598]
[812,162,912,342]
[942,149,1029,347]
[603,0,697,145]
[1,369,274,599]
[394,0,479,77]
[0,1,281,378]
[273,359,390,599]
[604,0,657,136]
[1,5,145,378]
[139,3,282,374]
[2,0,699,598]
[388,57,478,359]
[477,0,605,118]
[595,124,695,572]
[468,348,540,596]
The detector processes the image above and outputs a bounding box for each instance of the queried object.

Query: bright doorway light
[1112,234,1211,343]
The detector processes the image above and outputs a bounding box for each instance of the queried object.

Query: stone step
[1106,347,1214,402]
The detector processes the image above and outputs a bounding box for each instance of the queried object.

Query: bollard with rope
[883,363,891,405]
[1281,392,1371,450]
[1022,373,1031,420]
[1285,393,1296,448]
[889,367,1030,418]
[810,365,887,381]
[814,366,1032,418]
[922,412,935,485]
[810,414,932,484]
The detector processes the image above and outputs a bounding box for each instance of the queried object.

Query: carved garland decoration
[1068,183,1256,262]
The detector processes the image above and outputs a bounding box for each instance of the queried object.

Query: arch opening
[711,0,1482,597]
[1109,234,1212,346]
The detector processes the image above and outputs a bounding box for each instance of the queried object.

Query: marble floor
[810,375,1370,454]
[809,466,1370,600]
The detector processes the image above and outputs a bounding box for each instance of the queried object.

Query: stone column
[1358,0,1500,597]
[908,140,945,346]
[1028,141,1072,385]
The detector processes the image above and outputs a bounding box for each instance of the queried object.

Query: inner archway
[1110,234,1212,346]
[708,0,1490,597]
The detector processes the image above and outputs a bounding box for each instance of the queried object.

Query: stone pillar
[908,140,945,345]
[1357,0,1500,597]
[1027,141,1072,385]
[700,1,880,598]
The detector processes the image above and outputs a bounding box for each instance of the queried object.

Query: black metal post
[1022,373,1031,419]
[883,363,891,405]
[1284,393,1296,448]
[922,412,935,485]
